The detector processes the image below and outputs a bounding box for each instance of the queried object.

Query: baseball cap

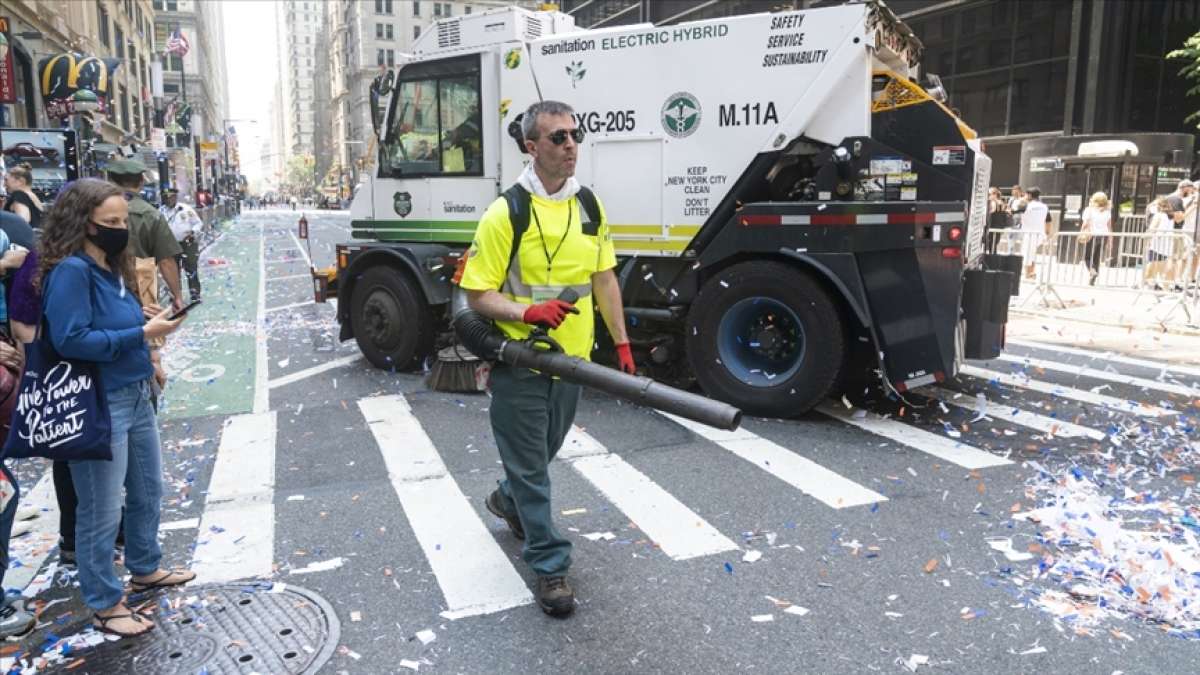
[106,157,148,176]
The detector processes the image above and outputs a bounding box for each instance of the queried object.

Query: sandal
[93,611,155,637]
[130,569,197,593]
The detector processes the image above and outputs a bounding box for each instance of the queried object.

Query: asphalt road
[6,210,1199,674]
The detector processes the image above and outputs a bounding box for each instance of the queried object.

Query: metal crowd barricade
[985,228,1199,315]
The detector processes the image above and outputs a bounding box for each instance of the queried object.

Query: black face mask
[88,222,130,259]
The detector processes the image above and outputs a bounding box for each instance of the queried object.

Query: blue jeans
[0,463,18,590]
[69,381,163,610]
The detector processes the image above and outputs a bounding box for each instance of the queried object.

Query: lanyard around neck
[530,202,572,276]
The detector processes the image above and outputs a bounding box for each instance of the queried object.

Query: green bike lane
[159,219,262,421]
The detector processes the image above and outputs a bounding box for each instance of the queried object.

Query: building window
[443,3,451,17]
[376,23,383,38]
[377,49,386,66]
[375,0,393,15]
[164,83,180,94]
[414,1,421,17]
[115,27,125,58]
[386,49,395,67]
[98,3,111,48]
[434,3,441,17]
[465,5,471,14]
[386,24,394,40]
[413,25,421,40]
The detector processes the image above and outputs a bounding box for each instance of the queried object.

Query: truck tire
[686,262,845,417]
[351,266,434,371]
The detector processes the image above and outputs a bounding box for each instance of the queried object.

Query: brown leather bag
[0,332,21,438]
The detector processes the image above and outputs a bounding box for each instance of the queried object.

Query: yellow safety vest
[459,191,616,360]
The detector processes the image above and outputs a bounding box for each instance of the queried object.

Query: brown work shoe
[536,576,575,617]
[485,489,525,540]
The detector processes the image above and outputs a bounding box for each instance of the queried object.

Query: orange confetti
[1136,586,1151,603]
[1010,502,1022,513]
[923,558,939,574]
[1180,475,1196,484]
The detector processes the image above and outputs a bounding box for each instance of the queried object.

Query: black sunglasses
[547,128,585,145]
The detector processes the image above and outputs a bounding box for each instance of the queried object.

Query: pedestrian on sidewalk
[107,159,184,409]
[2,163,44,231]
[458,101,632,618]
[1008,185,1026,215]
[1080,191,1112,285]
[160,188,203,302]
[1019,187,1051,279]
[1145,196,1175,288]
[987,187,1010,254]
[37,178,196,638]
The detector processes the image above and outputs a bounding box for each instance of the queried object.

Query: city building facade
[2,0,157,146]
[152,0,230,195]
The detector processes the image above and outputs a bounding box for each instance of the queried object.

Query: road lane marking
[995,353,1199,399]
[254,223,269,415]
[816,403,1012,469]
[960,364,1173,416]
[358,395,532,619]
[289,230,314,269]
[160,517,201,531]
[192,412,277,583]
[659,413,886,509]
[6,468,60,597]
[267,273,313,282]
[559,427,738,560]
[1006,339,1200,380]
[268,354,365,389]
[931,387,1106,440]
[266,300,315,313]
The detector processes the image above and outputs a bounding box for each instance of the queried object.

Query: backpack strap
[502,183,531,272]
[576,185,603,232]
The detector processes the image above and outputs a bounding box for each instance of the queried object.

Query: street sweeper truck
[312,0,1018,418]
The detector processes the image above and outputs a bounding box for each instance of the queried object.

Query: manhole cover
[48,582,339,674]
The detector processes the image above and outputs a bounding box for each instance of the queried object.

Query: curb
[1008,307,1200,337]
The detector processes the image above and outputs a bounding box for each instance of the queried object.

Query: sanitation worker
[458,100,634,617]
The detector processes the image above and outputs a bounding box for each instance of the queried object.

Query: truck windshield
[380,54,482,178]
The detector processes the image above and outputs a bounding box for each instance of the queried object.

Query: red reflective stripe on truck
[887,212,936,225]
[740,214,782,226]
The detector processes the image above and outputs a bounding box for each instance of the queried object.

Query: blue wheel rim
[716,297,806,387]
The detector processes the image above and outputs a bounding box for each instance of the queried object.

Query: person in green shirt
[105,158,183,395]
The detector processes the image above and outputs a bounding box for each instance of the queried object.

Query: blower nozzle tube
[452,289,741,431]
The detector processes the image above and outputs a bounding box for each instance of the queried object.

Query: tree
[1167,30,1200,130]
[284,154,317,195]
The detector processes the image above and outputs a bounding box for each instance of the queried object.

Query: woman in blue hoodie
[37,178,192,637]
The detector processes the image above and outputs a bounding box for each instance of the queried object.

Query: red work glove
[522,299,579,328]
[615,342,635,374]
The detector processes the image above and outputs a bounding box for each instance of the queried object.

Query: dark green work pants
[488,364,581,577]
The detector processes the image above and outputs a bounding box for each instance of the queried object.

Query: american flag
[165,28,190,57]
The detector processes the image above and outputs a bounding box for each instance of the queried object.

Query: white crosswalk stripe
[816,403,1013,469]
[659,413,887,509]
[959,364,1173,417]
[996,353,1199,399]
[1006,339,1200,380]
[932,387,1106,440]
[358,395,533,619]
[192,411,277,584]
[559,427,739,560]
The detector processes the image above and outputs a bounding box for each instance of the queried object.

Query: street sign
[150,128,167,152]
[0,18,17,104]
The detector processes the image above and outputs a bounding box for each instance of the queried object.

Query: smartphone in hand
[168,299,202,321]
